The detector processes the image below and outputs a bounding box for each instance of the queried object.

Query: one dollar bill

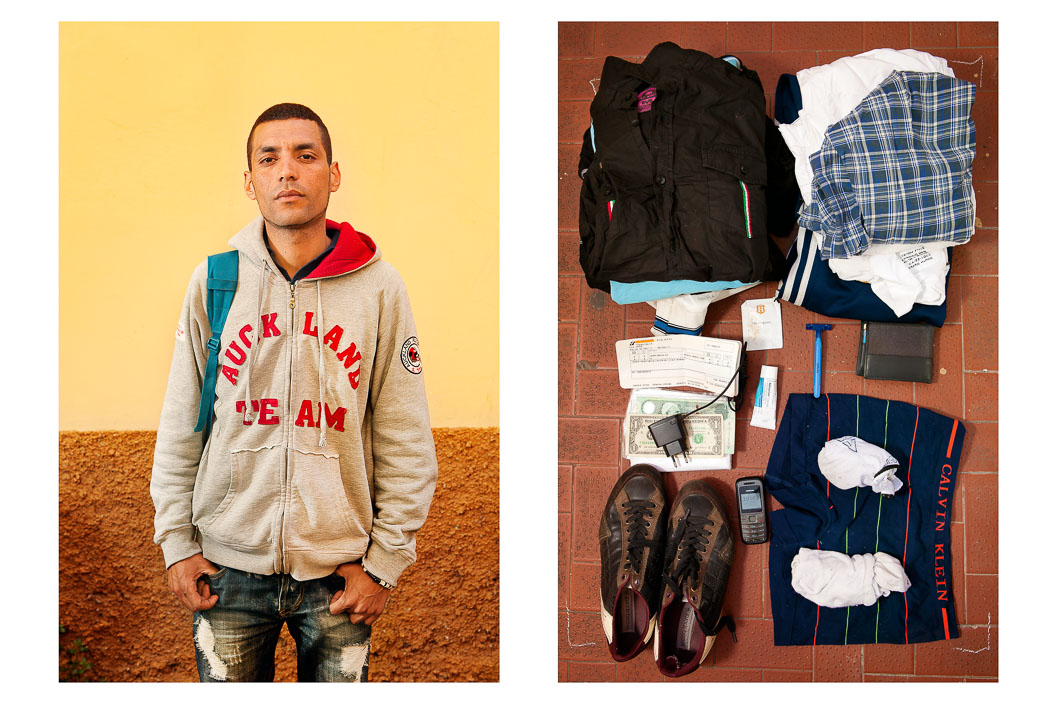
[625,413,729,458]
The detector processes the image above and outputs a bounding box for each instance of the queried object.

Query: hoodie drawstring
[316,280,328,448]
[242,260,268,422]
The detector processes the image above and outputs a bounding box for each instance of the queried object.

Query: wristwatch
[363,568,394,590]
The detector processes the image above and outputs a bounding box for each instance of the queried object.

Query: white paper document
[615,335,742,396]
[741,298,783,351]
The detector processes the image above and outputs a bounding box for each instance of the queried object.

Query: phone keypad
[740,514,767,544]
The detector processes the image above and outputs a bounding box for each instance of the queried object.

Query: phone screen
[739,485,762,512]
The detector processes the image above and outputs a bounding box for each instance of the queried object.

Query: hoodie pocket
[197,447,282,550]
[285,448,370,552]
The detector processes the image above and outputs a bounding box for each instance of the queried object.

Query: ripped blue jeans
[192,565,371,682]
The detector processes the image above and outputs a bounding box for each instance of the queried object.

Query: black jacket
[578,43,795,292]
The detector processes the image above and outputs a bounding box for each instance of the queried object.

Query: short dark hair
[246,103,332,169]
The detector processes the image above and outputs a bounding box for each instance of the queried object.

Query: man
[149,103,438,682]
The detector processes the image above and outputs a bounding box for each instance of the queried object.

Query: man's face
[244,118,340,229]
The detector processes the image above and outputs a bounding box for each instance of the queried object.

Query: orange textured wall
[58,428,498,682]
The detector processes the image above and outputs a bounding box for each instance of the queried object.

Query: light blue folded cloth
[610,279,754,305]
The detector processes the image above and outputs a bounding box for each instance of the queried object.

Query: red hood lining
[302,219,377,280]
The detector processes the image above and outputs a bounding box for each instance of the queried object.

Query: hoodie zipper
[278,279,297,574]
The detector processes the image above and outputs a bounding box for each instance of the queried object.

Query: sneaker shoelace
[622,498,660,573]
[706,614,737,640]
[663,508,738,641]
[663,508,713,595]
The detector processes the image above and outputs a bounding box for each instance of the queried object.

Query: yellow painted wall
[59,22,498,430]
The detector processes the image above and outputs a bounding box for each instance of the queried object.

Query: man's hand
[167,554,221,612]
[328,562,390,626]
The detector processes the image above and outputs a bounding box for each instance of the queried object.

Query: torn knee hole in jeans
[339,641,370,678]
[194,617,230,681]
[195,616,250,681]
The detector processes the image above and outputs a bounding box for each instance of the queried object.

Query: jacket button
[656,176,667,185]
[740,166,748,175]
[631,118,640,127]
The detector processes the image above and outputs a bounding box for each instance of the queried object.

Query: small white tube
[750,365,778,430]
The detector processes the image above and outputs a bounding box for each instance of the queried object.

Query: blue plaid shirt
[799,71,977,259]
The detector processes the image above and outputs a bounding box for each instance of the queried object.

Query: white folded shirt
[823,239,950,316]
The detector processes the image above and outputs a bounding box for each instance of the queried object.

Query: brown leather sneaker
[654,479,736,677]
[598,464,668,661]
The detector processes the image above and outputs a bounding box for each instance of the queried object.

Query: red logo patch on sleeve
[401,337,422,374]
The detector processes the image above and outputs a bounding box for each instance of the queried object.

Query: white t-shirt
[823,237,950,316]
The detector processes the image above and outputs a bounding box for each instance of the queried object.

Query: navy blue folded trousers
[765,393,965,645]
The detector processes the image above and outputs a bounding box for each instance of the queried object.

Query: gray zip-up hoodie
[150,216,438,585]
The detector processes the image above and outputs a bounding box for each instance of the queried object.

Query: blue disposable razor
[806,324,832,398]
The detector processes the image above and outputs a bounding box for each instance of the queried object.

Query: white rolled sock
[791,547,911,608]
[818,436,903,496]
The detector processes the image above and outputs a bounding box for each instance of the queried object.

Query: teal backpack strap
[194,250,239,434]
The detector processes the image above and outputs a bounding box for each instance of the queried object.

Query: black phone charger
[648,414,691,467]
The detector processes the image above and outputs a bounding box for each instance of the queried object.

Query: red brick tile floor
[557,21,998,683]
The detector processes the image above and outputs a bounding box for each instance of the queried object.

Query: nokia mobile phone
[735,477,768,544]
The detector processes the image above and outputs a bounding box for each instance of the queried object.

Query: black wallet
[856,321,935,383]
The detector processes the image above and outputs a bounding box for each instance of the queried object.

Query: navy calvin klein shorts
[765,393,965,645]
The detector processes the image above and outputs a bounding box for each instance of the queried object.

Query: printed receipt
[615,336,743,395]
